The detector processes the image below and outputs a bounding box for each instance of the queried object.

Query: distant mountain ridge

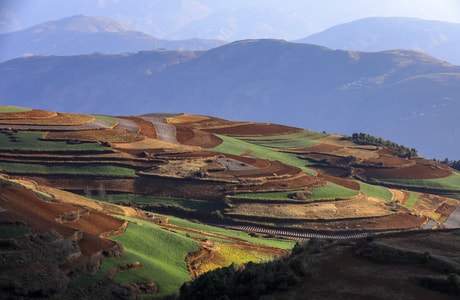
[0,15,226,61]
[1,39,459,159]
[296,17,460,65]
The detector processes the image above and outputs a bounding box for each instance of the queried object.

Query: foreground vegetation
[179,239,322,300]
[69,217,199,298]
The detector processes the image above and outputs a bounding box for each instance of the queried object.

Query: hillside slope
[1,106,459,298]
[296,17,460,65]
[0,15,225,61]
[1,39,459,158]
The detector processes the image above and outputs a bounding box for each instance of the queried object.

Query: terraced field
[1,107,459,299]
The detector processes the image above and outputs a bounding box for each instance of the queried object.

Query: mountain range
[0,15,225,61]
[297,17,460,65]
[2,15,460,66]
[1,39,459,159]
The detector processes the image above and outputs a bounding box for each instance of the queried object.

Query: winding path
[443,205,460,228]
[139,114,179,144]
[113,118,139,133]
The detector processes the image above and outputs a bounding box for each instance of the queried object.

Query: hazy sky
[1,0,460,39]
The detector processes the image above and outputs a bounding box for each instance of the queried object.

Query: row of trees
[438,158,460,171]
[351,132,418,159]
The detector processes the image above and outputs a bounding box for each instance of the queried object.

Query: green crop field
[230,191,305,201]
[91,193,224,212]
[93,115,119,126]
[208,134,316,175]
[230,183,357,202]
[68,217,199,298]
[0,162,136,177]
[403,192,419,210]
[0,106,31,113]
[358,182,393,201]
[68,215,294,298]
[165,215,295,250]
[238,131,324,141]
[369,172,460,192]
[0,131,111,152]
[110,219,199,297]
[239,131,326,149]
[309,182,359,200]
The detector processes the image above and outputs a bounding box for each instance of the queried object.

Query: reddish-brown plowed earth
[299,153,349,165]
[0,109,57,119]
[361,160,452,179]
[24,176,230,200]
[222,153,271,168]
[360,152,415,167]
[122,116,158,139]
[203,123,304,136]
[175,125,223,148]
[0,185,121,257]
[318,173,361,190]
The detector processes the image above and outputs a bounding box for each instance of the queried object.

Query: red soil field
[361,160,452,179]
[0,185,123,258]
[203,123,304,136]
[121,116,158,139]
[175,125,223,148]
[317,173,361,190]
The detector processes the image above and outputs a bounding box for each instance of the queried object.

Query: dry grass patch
[0,109,57,119]
[44,129,145,143]
[313,135,379,160]
[166,114,211,124]
[228,195,392,220]
[412,193,459,222]
[0,112,94,125]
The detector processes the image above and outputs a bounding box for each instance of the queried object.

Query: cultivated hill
[1,106,459,298]
[0,15,225,61]
[1,39,460,158]
[296,17,460,65]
